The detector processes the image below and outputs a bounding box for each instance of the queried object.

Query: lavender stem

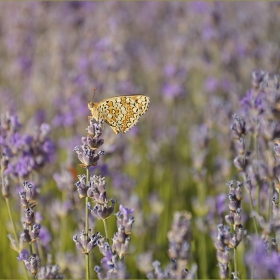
[254,132,260,214]
[5,198,19,246]
[198,227,207,279]
[233,225,238,277]
[268,183,273,221]
[3,173,28,279]
[85,167,90,280]
[102,219,109,242]
[38,240,45,266]
[60,192,67,253]
[243,174,258,235]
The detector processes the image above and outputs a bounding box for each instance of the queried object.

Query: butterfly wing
[96,95,150,134]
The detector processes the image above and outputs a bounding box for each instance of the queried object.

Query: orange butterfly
[88,89,150,134]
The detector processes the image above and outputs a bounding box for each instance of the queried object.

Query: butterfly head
[88,101,95,110]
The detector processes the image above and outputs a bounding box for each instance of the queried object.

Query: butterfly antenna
[92,88,97,102]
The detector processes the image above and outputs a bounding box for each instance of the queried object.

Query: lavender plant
[0,112,61,278]
[146,211,197,280]
[215,181,243,279]
[73,117,136,279]
[4,2,280,279]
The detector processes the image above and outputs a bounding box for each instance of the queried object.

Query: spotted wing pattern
[96,95,150,134]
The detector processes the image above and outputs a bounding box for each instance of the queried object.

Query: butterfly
[88,90,150,134]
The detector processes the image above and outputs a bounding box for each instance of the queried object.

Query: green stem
[5,198,19,246]
[37,241,46,266]
[268,182,273,222]
[254,129,260,214]
[3,181,29,279]
[243,173,258,235]
[233,248,238,278]
[233,224,238,278]
[198,227,207,279]
[85,167,90,280]
[248,193,259,235]
[102,219,109,242]
[59,192,67,253]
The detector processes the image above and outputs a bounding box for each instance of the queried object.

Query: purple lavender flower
[39,226,51,248]
[1,113,55,181]
[17,249,29,261]
[245,237,280,278]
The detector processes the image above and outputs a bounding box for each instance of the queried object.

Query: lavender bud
[86,232,102,252]
[234,208,242,226]
[228,194,238,212]
[30,224,41,241]
[1,176,10,198]
[76,174,89,198]
[28,255,38,275]
[236,225,243,243]
[181,268,188,279]
[73,234,84,252]
[19,191,28,208]
[231,114,246,139]
[94,266,105,279]
[24,208,35,225]
[20,229,31,242]
[0,153,9,171]
[251,70,265,89]
[225,213,234,225]
[235,138,245,155]
[22,181,36,202]
[227,180,235,196]
[235,182,243,201]
[233,155,246,171]
[245,179,252,193]
[229,235,238,248]
[274,139,280,157]
[215,238,226,251]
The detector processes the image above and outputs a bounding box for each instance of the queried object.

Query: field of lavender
[1,2,280,279]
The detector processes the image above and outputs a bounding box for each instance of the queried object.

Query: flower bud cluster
[87,175,116,220]
[0,112,55,182]
[74,119,104,168]
[73,231,102,254]
[112,205,134,259]
[37,264,63,279]
[16,181,40,275]
[147,211,197,279]
[231,115,249,172]
[17,249,63,278]
[215,181,244,280]
[94,237,127,279]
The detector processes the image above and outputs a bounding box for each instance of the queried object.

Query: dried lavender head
[37,264,63,279]
[73,231,102,254]
[146,211,196,279]
[96,238,128,279]
[87,175,108,204]
[88,199,116,220]
[74,119,104,169]
[111,205,134,259]
[215,181,244,279]
[231,114,246,139]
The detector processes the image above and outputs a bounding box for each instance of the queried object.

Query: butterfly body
[88,95,150,134]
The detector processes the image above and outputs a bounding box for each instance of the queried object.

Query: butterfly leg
[88,116,96,123]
